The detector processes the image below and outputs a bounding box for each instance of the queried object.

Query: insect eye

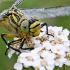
[24,26,26,29]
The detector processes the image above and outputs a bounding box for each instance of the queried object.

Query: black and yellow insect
[0,2,53,55]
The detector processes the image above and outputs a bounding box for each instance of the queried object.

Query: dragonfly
[0,0,70,55]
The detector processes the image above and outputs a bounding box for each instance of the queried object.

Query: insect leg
[9,38,34,50]
[41,22,54,37]
[20,38,34,50]
[1,33,21,55]
[5,45,21,55]
[5,38,23,55]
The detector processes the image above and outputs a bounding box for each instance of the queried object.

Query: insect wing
[11,0,24,8]
[20,5,70,19]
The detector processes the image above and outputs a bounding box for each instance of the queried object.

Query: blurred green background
[0,0,70,70]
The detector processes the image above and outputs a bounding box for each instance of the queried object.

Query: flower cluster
[7,26,70,70]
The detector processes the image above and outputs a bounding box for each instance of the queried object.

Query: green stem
[62,64,66,70]
[54,66,58,70]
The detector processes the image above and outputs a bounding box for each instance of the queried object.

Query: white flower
[41,25,46,32]
[63,40,70,46]
[55,56,66,67]
[46,65,55,70]
[62,29,69,37]
[63,41,70,53]
[42,41,52,50]
[33,40,42,48]
[14,63,23,70]
[41,51,55,60]
[5,26,70,70]
[64,59,70,66]
[48,26,63,36]
[8,49,15,58]
[17,52,41,68]
[51,44,66,55]
[58,35,68,41]
[35,66,46,70]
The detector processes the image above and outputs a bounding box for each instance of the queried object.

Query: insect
[0,0,70,55]
[0,0,53,55]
